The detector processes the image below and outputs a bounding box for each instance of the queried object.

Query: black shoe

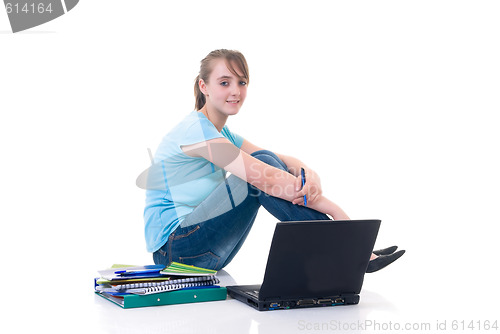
[366,250,405,273]
[373,245,398,256]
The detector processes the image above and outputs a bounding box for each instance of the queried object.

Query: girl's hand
[292,168,322,206]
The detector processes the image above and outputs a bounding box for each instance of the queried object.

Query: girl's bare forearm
[306,195,350,220]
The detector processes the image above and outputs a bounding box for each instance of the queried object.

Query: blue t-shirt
[144,111,244,252]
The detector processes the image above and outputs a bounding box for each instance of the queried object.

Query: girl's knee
[251,150,287,170]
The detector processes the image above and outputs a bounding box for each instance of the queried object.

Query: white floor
[10,248,498,334]
[6,212,499,334]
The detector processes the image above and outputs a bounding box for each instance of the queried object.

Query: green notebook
[160,262,217,276]
[96,287,227,309]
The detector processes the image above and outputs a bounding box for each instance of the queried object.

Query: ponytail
[193,49,249,111]
[194,75,206,111]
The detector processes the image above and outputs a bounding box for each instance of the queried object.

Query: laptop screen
[259,220,380,300]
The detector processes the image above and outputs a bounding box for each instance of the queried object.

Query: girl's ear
[199,78,208,95]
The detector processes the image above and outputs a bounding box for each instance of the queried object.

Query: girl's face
[200,59,248,117]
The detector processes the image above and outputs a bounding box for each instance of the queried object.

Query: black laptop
[227,219,381,311]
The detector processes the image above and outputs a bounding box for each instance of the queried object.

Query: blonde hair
[194,49,250,110]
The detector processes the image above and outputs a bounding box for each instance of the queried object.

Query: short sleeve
[221,125,244,148]
[181,116,223,147]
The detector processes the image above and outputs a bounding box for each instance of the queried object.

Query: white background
[1,1,499,333]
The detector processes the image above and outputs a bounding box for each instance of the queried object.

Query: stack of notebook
[94,262,227,308]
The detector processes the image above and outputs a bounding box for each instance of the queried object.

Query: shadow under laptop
[224,288,399,334]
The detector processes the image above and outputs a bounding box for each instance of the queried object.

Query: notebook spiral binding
[138,278,219,295]
[115,275,217,289]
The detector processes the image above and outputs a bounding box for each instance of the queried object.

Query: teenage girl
[143,49,404,272]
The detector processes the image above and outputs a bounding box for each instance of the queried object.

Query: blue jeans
[153,150,330,270]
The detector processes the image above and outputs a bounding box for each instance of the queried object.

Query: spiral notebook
[96,276,220,295]
[109,275,216,289]
[126,278,219,295]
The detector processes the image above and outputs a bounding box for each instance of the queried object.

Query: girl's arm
[182,138,348,219]
[183,138,299,202]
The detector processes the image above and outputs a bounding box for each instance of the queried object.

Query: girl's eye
[239,81,247,86]
[220,81,229,86]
